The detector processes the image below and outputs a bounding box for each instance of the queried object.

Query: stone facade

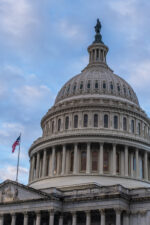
[0,21,150,225]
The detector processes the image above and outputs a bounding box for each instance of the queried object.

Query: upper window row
[61,80,134,99]
[48,114,148,136]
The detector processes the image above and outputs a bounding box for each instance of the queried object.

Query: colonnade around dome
[29,142,150,187]
[43,111,150,141]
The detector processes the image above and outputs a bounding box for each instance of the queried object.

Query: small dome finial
[93,19,103,44]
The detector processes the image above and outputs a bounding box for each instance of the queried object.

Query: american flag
[12,135,21,153]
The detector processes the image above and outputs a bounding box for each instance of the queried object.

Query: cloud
[56,19,86,42]
[0,165,28,183]
[0,0,37,38]
[13,85,51,107]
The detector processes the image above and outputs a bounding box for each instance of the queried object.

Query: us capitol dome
[0,20,150,225]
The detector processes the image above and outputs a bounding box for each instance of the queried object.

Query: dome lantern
[88,19,109,66]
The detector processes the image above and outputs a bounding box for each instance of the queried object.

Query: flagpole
[16,133,21,182]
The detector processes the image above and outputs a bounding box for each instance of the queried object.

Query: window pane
[92,151,98,171]
[58,119,61,131]
[74,115,78,128]
[104,114,108,128]
[83,114,88,127]
[131,120,134,133]
[94,114,98,127]
[123,117,127,131]
[114,116,118,129]
[65,117,69,129]
[81,151,86,171]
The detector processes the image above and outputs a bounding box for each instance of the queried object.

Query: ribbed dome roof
[55,19,139,106]
[55,65,139,105]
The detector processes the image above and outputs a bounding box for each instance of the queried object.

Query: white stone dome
[55,64,139,106]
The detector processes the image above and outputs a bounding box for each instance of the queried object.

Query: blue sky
[0,0,150,184]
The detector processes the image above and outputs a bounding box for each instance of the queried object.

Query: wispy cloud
[0,165,28,183]
[0,0,37,38]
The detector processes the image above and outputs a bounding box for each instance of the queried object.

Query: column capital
[115,208,122,214]
[11,212,16,217]
[99,209,105,214]
[48,209,55,214]
[85,210,90,214]
[35,211,41,216]
[23,211,29,216]
[99,142,104,146]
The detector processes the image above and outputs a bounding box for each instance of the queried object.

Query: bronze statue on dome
[95,19,101,34]
[93,18,103,44]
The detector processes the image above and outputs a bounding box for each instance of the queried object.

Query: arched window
[95,81,98,89]
[87,81,91,89]
[73,83,76,93]
[74,115,78,128]
[65,116,69,130]
[117,83,120,92]
[83,114,88,127]
[52,121,54,133]
[104,150,109,172]
[94,114,98,127]
[131,120,134,133]
[80,82,83,90]
[104,114,108,128]
[81,151,86,171]
[58,119,61,131]
[114,116,118,129]
[103,81,106,89]
[123,117,127,131]
[66,85,70,94]
[110,82,113,91]
[92,151,98,171]
[138,122,141,135]
[70,151,74,172]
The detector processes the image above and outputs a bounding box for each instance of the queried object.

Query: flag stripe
[12,135,21,153]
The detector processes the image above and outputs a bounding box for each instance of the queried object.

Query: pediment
[0,180,50,203]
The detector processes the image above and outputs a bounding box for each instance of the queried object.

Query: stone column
[11,213,16,225]
[0,214,4,225]
[125,146,128,176]
[59,214,63,225]
[61,145,66,175]
[112,144,116,175]
[73,144,78,174]
[36,212,41,225]
[136,149,139,178]
[72,212,77,225]
[144,151,148,180]
[23,212,28,225]
[120,150,124,176]
[99,143,104,174]
[42,149,47,177]
[100,209,105,225]
[124,212,129,225]
[86,143,91,174]
[51,147,55,176]
[116,209,121,225]
[130,152,134,177]
[49,210,54,225]
[86,211,91,225]
[36,153,40,179]
[31,155,35,180]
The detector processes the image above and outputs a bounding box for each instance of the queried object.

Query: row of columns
[0,209,126,225]
[29,143,149,182]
